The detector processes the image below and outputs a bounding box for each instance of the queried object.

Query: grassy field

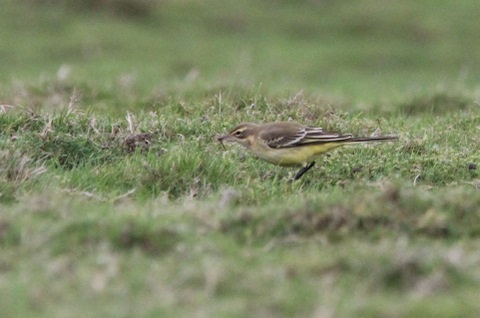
[1,0,480,316]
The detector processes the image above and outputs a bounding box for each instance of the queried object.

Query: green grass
[1,0,480,317]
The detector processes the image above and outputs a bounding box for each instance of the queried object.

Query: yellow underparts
[249,142,344,167]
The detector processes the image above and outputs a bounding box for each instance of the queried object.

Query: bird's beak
[216,134,232,150]
[216,134,233,142]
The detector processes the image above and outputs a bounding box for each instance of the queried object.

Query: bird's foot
[294,161,316,180]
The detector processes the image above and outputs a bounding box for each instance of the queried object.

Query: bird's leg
[294,161,316,180]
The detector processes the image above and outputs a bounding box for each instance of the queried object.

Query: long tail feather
[347,136,399,143]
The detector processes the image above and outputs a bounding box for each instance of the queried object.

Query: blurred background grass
[1,0,479,102]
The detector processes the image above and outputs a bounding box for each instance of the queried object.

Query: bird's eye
[235,130,242,136]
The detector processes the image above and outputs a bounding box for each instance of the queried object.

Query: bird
[217,122,398,180]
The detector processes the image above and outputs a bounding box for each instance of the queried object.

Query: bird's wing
[264,129,307,148]
[299,127,353,144]
[260,125,353,149]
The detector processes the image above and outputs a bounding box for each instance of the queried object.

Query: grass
[1,0,480,316]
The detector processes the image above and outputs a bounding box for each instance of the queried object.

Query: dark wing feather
[260,125,353,149]
[297,127,353,145]
[264,130,306,148]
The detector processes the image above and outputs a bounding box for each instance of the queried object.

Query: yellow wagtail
[217,122,398,180]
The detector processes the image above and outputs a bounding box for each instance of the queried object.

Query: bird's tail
[346,136,399,143]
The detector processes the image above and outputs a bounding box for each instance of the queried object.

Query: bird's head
[217,123,258,148]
